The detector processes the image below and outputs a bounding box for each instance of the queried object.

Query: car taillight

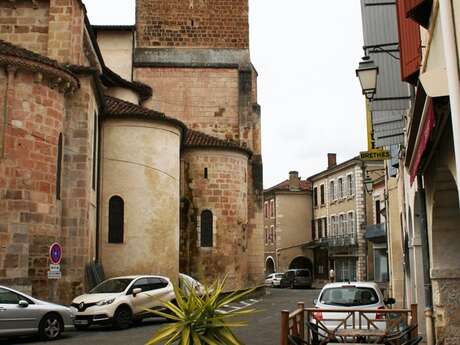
[376,306,385,320]
[313,310,323,320]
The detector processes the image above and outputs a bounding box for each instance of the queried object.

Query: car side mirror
[132,288,142,297]
[384,297,396,305]
[18,300,29,308]
[313,298,318,304]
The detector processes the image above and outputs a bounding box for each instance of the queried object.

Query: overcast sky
[84,0,367,188]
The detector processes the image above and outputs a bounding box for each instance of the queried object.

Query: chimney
[288,171,300,191]
[327,153,337,169]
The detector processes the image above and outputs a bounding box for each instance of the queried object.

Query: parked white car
[70,275,175,330]
[0,285,74,341]
[265,273,284,287]
[179,273,205,296]
[312,282,392,332]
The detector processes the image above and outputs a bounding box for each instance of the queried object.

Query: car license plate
[74,319,89,325]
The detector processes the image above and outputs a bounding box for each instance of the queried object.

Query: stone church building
[0,0,264,303]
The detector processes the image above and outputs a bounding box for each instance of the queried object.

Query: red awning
[410,99,435,185]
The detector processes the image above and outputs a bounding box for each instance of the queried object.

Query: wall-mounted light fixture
[356,56,379,101]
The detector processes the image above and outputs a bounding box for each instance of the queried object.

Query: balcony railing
[365,223,386,243]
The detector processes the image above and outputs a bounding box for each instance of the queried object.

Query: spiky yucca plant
[146,279,256,345]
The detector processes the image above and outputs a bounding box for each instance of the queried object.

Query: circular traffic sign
[49,243,62,264]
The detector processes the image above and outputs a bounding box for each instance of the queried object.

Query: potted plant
[146,278,256,345]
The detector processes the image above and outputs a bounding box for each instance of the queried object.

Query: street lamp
[356,56,379,101]
[364,176,374,194]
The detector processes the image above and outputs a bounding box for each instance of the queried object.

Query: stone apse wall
[135,0,264,289]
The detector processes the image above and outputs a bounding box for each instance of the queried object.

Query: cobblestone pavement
[2,288,320,345]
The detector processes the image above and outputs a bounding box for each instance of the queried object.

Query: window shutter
[396,0,422,84]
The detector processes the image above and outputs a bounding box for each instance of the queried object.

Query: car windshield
[320,286,379,306]
[295,270,310,277]
[90,278,133,293]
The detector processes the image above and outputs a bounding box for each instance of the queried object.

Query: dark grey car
[0,285,74,340]
[281,269,312,288]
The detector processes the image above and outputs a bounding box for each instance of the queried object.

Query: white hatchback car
[71,275,175,330]
[265,273,284,287]
[313,282,391,332]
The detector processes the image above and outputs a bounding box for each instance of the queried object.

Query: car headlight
[96,298,115,306]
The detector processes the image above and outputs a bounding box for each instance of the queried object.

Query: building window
[320,184,325,205]
[313,187,318,207]
[56,133,63,200]
[264,201,268,218]
[348,212,354,234]
[324,217,328,237]
[329,180,335,201]
[204,167,208,179]
[318,219,323,239]
[270,225,275,244]
[338,178,343,199]
[339,214,345,235]
[92,112,97,190]
[312,220,316,240]
[108,196,124,243]
[200,210,213,247]
[347,174,354,196]
[376,200,381,224]
[264,226,268,245]
[270,199,275,218]
[330,216,336,236]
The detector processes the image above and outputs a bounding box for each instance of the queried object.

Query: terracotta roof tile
[104,96,186,131]
[0,39,78,89]
[0,39,72,75]
[264,179,312,193]
[184,129,252,156]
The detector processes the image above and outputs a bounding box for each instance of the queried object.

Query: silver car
[0,285,74,340]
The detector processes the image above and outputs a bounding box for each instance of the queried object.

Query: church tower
[134,0,263,290]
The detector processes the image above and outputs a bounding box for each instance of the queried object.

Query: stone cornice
[0,52,80,93]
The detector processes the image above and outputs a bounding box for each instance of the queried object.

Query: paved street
[2,288,320,345]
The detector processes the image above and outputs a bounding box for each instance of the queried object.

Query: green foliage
[146,279,256,345]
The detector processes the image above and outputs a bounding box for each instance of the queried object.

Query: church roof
[0,39,79,89]
[104,96,187,131]
[184,129,252,156]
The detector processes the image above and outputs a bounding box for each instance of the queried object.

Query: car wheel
[39,313,63,340]
[75,324,90,331]
[113,306,133,330]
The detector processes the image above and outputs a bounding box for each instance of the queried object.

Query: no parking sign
[48,242,62,279]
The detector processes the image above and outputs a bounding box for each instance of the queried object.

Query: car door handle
[0,307,6,312]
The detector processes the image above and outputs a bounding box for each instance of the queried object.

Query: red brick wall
[0,70,65,298]
[48,0,85,64]
[0,1,50,56]
[136,0,249,48]
[136,67,240,141]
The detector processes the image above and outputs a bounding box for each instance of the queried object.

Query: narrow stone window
[200,210,213,247]
[204,167,208,179]
[109,196,124,244]
[56,133,63,200]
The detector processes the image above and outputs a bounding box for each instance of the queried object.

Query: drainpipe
[438,0,460,203]
[416,175,434,345]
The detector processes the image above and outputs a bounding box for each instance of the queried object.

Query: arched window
[56,133,63,200]
[200,210,213,247]
[108,196,124,243]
